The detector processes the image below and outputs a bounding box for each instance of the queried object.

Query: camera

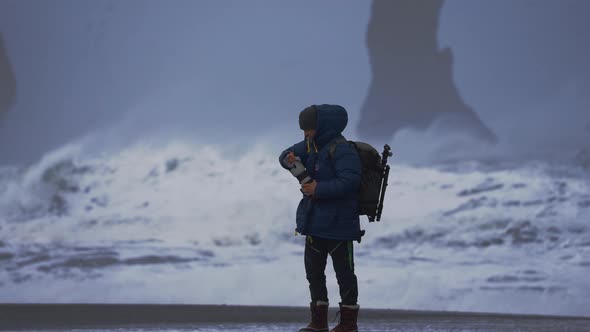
[287,157,314,195]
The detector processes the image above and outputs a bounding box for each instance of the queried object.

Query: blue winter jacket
[279,105,363,241]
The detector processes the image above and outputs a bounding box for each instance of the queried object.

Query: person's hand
[287,152,296,164]
[301,180,317,197]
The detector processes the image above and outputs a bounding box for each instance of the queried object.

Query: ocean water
[1,140,589,317]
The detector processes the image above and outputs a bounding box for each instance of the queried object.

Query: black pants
[304,235,358,305]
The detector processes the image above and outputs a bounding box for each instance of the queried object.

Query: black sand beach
[1,304,589,331]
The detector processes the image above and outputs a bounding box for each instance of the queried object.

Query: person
[279,104,363,332]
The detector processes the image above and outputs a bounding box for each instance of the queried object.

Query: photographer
[279,104,363,332]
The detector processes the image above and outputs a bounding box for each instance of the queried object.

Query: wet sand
[1,304,589,331]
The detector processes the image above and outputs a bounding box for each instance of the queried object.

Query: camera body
[287,157,314,195]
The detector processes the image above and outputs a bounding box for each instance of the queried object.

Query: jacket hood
[313,104,348,148]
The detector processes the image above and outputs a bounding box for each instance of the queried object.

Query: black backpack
[328,138,392,222]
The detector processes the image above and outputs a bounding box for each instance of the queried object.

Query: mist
[0,0,370,165]
[0,0,588,166]
[435,0,590,164]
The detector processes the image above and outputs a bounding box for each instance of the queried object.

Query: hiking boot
[330,303,359,332]
[298,300,329,332]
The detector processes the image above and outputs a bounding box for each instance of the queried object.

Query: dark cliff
[0,32,16,118]
[358,0,496,143]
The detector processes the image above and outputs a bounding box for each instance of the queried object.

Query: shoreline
[1,303,589,330]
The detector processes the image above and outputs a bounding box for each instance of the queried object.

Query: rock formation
[0,32,16,118]
[357,0,496,143]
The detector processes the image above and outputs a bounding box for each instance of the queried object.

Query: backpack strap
[328,137,350,160]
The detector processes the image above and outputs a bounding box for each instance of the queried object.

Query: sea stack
[358,0,496,143]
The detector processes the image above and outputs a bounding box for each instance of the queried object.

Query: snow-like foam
[0,141,299,246]
[1,139,589,316]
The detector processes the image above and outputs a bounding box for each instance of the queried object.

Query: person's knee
[306,271,326,282]
[335,270,357,284]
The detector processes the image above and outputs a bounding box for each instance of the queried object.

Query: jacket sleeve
[278,140,309,170]
[314,144,361,199]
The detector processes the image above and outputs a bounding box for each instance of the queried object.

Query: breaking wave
[1,139,589,315]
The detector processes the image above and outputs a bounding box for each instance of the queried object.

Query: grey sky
[0,0,588,165]
[0,0,371,164]
[439,0,590,160]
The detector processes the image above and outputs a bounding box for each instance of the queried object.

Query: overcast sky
[0,0,588,165]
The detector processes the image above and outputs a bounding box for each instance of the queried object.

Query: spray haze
[1,1,589,165]
[0,0,370,165]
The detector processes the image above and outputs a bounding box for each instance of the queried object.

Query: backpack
[328,137,392,222]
